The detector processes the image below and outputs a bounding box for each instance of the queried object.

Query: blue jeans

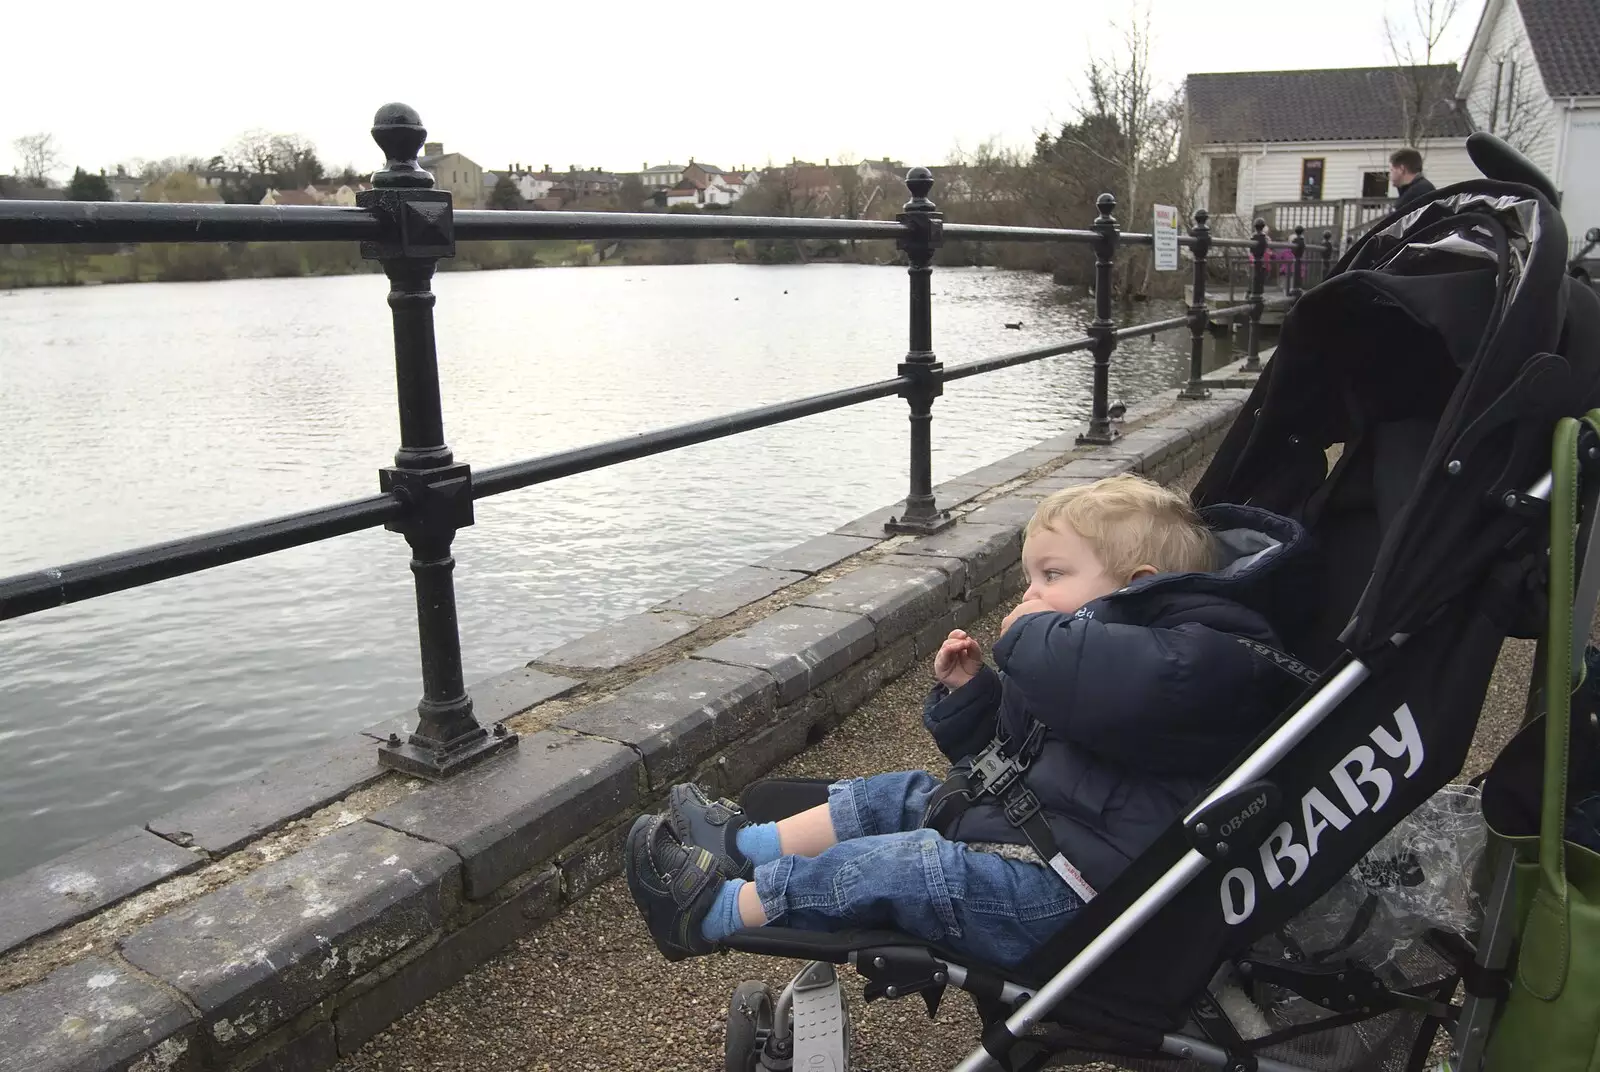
[751,770,1083,968]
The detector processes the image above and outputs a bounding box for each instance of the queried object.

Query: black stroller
[715,133,1600,1072]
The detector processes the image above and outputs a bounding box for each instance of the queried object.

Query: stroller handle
[1467,131,1560,206]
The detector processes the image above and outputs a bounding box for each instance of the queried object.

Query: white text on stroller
[1219,704,1424,925]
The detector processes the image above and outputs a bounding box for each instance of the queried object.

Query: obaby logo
[1219,703,1424,925]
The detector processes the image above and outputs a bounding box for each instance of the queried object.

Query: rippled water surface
[0,263,1208,876]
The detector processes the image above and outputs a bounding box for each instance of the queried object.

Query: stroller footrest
[792,962,849,1071]
[1239,958,1391,1014]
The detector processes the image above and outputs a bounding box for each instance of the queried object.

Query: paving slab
[0,826,203,956]
[368,731,639,899]
[693,605,875,704]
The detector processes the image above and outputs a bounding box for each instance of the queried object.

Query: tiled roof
[1518,0,1600,97]
[1186,65,1476,143]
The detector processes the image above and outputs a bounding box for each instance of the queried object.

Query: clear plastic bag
[1226,784,1487,1049]
[1279,783,1486,970]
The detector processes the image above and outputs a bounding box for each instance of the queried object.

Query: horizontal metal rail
[1,199,1281,250]
[0,494,403,619]
[473,375,909,498]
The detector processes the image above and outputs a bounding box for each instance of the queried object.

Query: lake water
[0,262,1212,878]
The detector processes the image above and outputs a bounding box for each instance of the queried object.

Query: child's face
[1020,523,1125,616]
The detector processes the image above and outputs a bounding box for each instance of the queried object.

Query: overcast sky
[6,0,1481,181]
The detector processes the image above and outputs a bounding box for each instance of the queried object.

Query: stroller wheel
[726,979,776,1072]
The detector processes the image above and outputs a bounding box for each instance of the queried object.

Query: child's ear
[1128,564,1158,581]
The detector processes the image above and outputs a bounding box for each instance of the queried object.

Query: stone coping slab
[694,605,876,704]
[0,826,203,957]
[120,821,457,1058]
[367,731,639,899]
[533,610,701,672]
[0,955,199,1072]
[148,736,388,857]
[653,565,806,618]
[556,659,777,788]
[793,563,947,648]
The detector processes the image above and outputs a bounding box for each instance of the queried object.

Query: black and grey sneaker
[666,783,755,880]
[623,813,724,962]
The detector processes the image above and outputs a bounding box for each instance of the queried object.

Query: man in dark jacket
[622,475,1310,968]
[1391,148,1436,211]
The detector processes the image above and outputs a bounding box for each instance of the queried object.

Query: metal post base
[379,723,518,779]
[1077,424,1121,446]
[884,509,955,535]
[1178,382,1212,401]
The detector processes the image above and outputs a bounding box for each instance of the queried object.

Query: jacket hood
[1083,503,1312,641]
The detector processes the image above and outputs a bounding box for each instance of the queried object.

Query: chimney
[423,141,442,156]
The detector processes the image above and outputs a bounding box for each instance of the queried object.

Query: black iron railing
[0,103,1305,780]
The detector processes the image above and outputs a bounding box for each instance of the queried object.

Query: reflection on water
[0,262,1210,876]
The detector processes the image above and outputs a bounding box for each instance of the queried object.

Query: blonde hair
[1026,473,1216,581]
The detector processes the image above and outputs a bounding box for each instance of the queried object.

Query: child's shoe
[665,783,755,879]
[623,814,724,961]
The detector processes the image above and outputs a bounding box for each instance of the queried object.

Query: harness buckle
[970,741,1021,797]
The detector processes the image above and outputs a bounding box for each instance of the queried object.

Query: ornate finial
[1293,224,1306,239]
[903,167,935,211]
[1194,208,1210,228]
[1322,229,1333,244]
[1096,192,1117,223]
[371,103,435,189]
[1252,217,1267,233]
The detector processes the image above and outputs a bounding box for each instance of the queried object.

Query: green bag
[1484,413,1600,1070]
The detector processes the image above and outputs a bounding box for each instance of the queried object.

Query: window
[1300,158,1325,201]
[1362,171,1389,198]
[1208,156,1240,215]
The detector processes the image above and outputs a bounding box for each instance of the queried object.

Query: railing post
[1243,217,1268,373]
[885,167,954,535]
[1078,192,1121,445]
[1289,224,1306,301]
[1321,228,1335,286]
[1179,209,1211,400]
[359,103,516,779]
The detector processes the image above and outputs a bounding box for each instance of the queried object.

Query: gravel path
[336,462,1543,1072]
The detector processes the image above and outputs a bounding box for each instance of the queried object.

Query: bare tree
[1473,51,1554,155]
[1384,0,1465,149]
[12,133,61,186]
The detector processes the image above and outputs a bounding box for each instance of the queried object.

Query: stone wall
[0,389,1247,1072]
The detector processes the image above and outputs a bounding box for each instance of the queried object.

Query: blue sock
[735,822,782,866]
[700,879,748,942]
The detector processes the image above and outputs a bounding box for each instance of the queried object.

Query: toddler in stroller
[624,473,1311,968]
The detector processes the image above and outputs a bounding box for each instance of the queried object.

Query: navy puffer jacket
[922,503,1311,894]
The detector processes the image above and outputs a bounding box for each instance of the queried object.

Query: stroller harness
[921,637,1323,907]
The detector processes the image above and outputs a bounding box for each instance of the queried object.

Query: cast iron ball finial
[371,103,434,189]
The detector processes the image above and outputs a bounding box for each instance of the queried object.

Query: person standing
[1390,148,1437,210]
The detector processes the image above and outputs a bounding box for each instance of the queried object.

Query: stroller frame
[720,459,1593,1072]
[715,135,1600,1072]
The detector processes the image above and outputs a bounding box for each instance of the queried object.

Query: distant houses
[260,182,373,207]
[418,142,484,208]
[1184,0,1600,249]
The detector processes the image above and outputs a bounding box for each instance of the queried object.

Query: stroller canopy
[1195,183,1600,656]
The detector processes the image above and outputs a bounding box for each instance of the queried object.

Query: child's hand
[933,629,983,689]
[1000,598,1054,637]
